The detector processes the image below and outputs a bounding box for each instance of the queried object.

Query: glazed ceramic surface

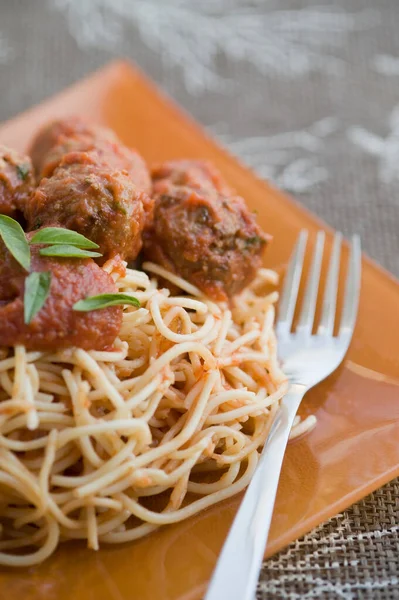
[0,62,398,600]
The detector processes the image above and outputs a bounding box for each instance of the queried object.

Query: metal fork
[204,229,361,600]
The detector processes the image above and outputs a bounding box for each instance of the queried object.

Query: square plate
[1,61,399,600]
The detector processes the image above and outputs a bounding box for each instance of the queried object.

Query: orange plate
[1,61,399,600]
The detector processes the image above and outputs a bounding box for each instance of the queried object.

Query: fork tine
[297,230,325,333]
[339,235,362,336]
[277,230,308,330]
[317,231,342,336]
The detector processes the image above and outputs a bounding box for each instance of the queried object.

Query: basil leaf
[39,245,102,258]
[30,227,99,249]
[0,215,30,271]
[24,272,51,324]
[73,293,140,312]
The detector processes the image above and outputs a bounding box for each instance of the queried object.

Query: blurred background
[1,1,399,598]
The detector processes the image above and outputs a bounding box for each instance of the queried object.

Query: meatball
[0,241,122,351]
[0,146,35,218]
[30,117,153,225]
[29,116,117,176]
[40,137,153,224]
[144,160,268,301]
[25,151,146,262]
[41,137,151,193]
[152,160,233,198]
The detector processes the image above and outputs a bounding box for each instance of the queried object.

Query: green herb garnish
[24,271,51,324]
[39,245,102,259]
[0,215,30,271]
[30,227,99,249]
[73,294,140,312]
[245,236,262,246]
[16,163,30,181]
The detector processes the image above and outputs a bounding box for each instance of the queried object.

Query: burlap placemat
[0,1,398,597]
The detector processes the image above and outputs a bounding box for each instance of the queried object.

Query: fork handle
[204,384,306,600]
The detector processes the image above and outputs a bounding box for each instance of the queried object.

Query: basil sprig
[0,216,104,323]
[73,294,140,312]
[0,220,141,320]
[30,228,100,249]
[39,245,102,259]
[0,215,31,271]
[0,218,102,271]
[24,272,51,324]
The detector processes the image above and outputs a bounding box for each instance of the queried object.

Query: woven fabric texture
[0,1,398,597]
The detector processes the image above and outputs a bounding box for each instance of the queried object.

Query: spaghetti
[0,262,302,567]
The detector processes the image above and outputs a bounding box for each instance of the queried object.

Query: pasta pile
[0,262,297,566]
